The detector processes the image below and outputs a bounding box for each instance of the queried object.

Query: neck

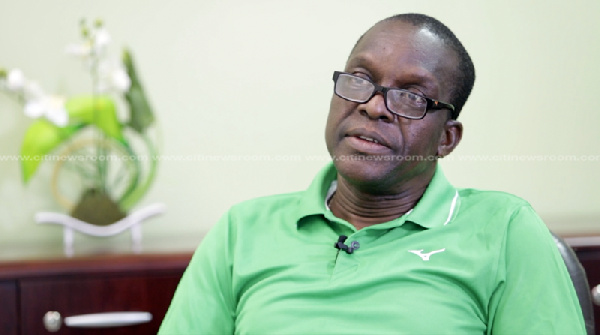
[329,173,432,230]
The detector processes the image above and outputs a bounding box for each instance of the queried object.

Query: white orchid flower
[24,94,68,127]
[43,96,69,126]
[66,25,111,58]
[0,68,69,127]
[2,22,126,128]
[96,61,131,93]
[109,67,131,92]
[65,24,129,94]
[24,100,45,118]
[6,69,26,90]
[93,27,111,51]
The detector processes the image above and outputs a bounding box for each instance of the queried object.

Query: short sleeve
[489,205,586,334]
[158,211,236,335]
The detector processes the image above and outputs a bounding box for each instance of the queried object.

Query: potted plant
[0,19,160,227]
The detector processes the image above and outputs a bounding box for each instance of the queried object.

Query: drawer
[0,281,18,335]
[19,274,180,335]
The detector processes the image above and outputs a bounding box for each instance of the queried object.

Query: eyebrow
[345,55,374,70]
[346,55,438,93]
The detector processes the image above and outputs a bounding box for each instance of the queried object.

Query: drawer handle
[64,311,152,328]
[592,285,600,306]
[43,311,62,332]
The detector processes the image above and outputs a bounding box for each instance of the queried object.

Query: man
[159,14,585,334]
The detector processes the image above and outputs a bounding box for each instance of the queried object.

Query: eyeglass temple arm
[428,99,458,119]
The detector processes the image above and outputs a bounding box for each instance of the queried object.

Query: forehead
[347,20,457,96]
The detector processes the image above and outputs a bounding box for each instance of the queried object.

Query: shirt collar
[295,163,459,229]
[404,165,460,229]
[295,163,337,221]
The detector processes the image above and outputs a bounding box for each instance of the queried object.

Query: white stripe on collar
[443,190,459,226]
[323,181,460,226]
[325,180,337,210]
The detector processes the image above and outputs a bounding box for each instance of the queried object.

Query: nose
[359,91,395,122]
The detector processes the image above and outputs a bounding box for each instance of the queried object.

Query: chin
[333,158,396,185]
[332,155,436,192]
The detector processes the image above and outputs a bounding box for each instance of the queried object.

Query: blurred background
[1,0,599,253]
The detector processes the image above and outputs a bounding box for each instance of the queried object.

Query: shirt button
[350,241,360,251]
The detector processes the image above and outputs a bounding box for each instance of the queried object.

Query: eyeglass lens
[335,73,427,118]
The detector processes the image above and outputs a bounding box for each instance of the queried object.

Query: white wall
[1,0,599,253]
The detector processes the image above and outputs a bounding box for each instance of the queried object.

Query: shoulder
[454,188,546,238]
[221,190,307,230]
[229,190,304,214]
[200,190,307,252]
[458,188,531,210]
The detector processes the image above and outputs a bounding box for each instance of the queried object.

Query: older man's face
[325,20,459,192]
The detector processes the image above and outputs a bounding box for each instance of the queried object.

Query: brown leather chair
[552,232,594,335]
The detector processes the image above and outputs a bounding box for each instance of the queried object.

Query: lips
[345,128,391,149]
[357,135,380,144]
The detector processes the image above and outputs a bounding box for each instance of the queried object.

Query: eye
[407,92,427,106]
[347,73,371,86]
[394,90,427,108]
[336,73,375,102]
[342,74,372,91]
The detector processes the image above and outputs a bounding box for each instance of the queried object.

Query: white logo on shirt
[408,248,446,261]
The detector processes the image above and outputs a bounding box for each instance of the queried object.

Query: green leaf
[20,120,80,183]
[122,48,155,133]
[66,95,124,142]
[119,134,158,210]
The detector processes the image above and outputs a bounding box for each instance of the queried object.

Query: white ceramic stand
[35,203,166,257]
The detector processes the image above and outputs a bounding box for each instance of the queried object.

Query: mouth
[356,135,382,145]
[344,129,391,150]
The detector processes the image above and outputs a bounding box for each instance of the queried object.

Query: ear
[437,119,463,158]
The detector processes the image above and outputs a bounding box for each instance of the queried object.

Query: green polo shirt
[159,163,585,335]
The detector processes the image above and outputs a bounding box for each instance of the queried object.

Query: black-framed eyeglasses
[332,71,456,120]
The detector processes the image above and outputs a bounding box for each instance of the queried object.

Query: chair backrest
[552,232,595,335]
